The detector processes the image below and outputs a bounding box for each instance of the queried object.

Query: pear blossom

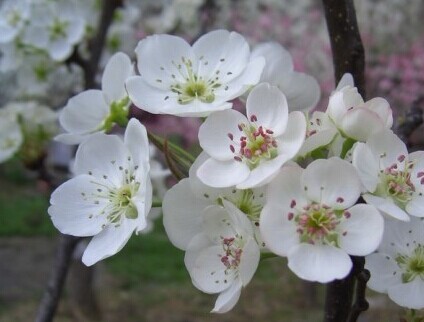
[197,83,306,189]
[126,29,265,117]
[0,0,31,43]
[366,217,424,309]
[56,52,133,145]
[352,129,424,221]
[48,119,152,266]
[22,1,85,61]
[326,76,393,142]
[251,42,320,111]
[185,200,260,313]
[260,158,384,283]
[163,152,266,250]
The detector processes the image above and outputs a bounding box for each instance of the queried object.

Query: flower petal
[238,238,260,286]
[388,278,424,309]
[197,158,250,188]
[211,279,242,314]
[276,111,306,158]
[288,244,352,283]
[124,118,150,168]
[341,107,385,141]
[163,179,209,250]
[352,142,380,192]
[82,219,137,266]
[366,130,407,170]
[363,194,410,221]
[406,195,424,218]
[302,158,361,209]
[365,253,401,293]
[199,109,247,161]
[246,83,288,136]
[102,52,133,103]
[338,204,384,256]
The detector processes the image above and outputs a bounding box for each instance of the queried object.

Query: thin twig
[35,235,80,322]
[347,257,370,322]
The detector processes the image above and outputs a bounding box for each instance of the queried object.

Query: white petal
[406,195,424,218]
[82,219,137,266]
[198,109,247,161]
[54,132,90,145]
[0,24,17,43]
[251,42,293,81]
[197,158,250,188]
[302,158,361,209]
[265,165,308,208]
[48,174,108,236]
[366,130,408,170]
[190,245,236,294]
[288,244,352,283]
[388,279,424,309]
[49,39,73,61]
[409,151,424,189]
[102,52,133,103]
[211,279,242,314]
[363,98,393,128]
[280,72,321,112]
[222,199,255,236]
[246,83,288,136]
[276,111,306,157]
[238,238,260,286]
[236,153,290,190]
[363,194,410,221]
[202,205,237,243]
[327,87,363,125]
[298,128,338,157]
[336,73,354,90]
[74,133,128,186]
[163,179,209,250]
[365,253,401,293]
[135,34,194,89]
[193,30,249,82]
[124,118,149,168]
[341,107,386,141]
[260,204,299,257]
[338,204,384,255]
[184,233,213,273]
[125,76,176,114]
[59,90,109,133]
[351,142,380,192]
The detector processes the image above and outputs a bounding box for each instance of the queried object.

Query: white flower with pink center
[326,76,393,142]
[352,129,424,221]
[260,158,384,283]
[126,29,265,117]
[197,83,306,189]
[185,199,260,313]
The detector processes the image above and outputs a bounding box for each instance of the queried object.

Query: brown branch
[35,235,80,322]
[321,1,367,322]
[347,258,370,322]
[322,0,366,97]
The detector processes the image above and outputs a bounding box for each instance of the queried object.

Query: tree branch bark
[321,1,367,321]
[322,0,366,97]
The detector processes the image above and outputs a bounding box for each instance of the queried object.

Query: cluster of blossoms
[44,29,424,314]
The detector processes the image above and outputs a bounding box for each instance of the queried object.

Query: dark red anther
[227,133,234,140]
[417,171,424,178]
[336,197,344,203]
[398,155,406,162]
[230,145,235,153]
[290,200,296,208]
[234,156,242,162]
[288,212,294,221]
[250,114,257,122]
[266,129,274,134]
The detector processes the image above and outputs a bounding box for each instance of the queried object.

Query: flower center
[7,10,21,27]
[376,158,415,208]
[107,183,139,222]
[220,237,243,271]
[101,96,130,132]
[289,202,346,246]
[49,18,69,41]
[228,115,278,170]
[396,244,424,283]
[169,57,221,104]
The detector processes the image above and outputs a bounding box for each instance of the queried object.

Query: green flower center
[7,10,21,27]
[166,57,221,105]
[49,18,69,41]
[396,244,424,283]
[101,96,130,132]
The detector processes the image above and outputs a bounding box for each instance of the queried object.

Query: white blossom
[260,158,384,283]
[126,29,265,117]
[197,83,306,189]
[353,129,424,221]
[48,119,152,266]
[0,0,31,43]
[56,52,133,145]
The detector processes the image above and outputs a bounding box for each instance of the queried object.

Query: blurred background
[0,0,423,321]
